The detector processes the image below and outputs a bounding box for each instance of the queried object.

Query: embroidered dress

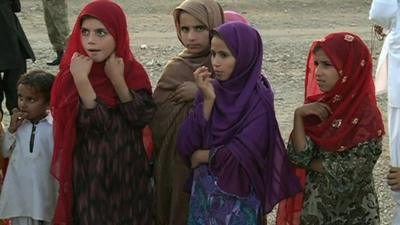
[287,137,381,225]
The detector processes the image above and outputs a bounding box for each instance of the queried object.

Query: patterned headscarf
[304,32,384,152]
[277,32,385,225]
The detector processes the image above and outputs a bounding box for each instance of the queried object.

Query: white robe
[370,0,400,106]
[370,1,400,224]
[0,114,58,222]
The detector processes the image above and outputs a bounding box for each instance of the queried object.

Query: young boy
[0,70,57,225]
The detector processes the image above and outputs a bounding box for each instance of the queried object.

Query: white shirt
[370,0,400,107]
[0,114,58,222]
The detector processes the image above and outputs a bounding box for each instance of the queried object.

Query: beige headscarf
[153,0,224,103]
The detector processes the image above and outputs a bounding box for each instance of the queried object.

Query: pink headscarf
[224,10,250,25]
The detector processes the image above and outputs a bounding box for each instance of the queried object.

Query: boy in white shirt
[0,70,57,225]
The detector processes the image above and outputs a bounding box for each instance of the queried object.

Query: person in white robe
[370,1,400,224]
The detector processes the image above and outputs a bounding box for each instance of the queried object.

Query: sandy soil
[15,0,393,223]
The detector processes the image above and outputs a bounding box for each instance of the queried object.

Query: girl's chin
[86,52,107,63]
[89,57,107,63]
[215,76,228,81]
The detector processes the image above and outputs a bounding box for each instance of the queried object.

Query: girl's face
[211,36,236,81]
[81,18,116,62]
[313,48,340,92]
[179,12,210,54]
[17,84,49,123]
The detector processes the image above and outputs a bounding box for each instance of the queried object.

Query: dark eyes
[211,50,229,58]
[180,26,206,33]
[81,29,90,36]
[314,61,332,67]
[96,30,107,37]
[180,27,189,33]
[81,28,108,37]
[220,52,228,58]
[18,96,35,103]
[195,26,206,32]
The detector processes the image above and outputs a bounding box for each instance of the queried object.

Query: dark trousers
[0,63,26,115]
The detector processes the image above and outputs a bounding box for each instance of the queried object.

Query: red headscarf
[50,1,152,224]
[276,32,384,225]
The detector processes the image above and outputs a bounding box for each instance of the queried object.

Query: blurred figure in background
[42,0,70,66]
[0,0,35,115]
[224,10,250,25]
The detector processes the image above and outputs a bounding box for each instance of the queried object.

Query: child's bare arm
[190,149,209,169]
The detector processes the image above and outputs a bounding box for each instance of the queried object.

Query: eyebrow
[180,23,205,27]
[81,27,107,31]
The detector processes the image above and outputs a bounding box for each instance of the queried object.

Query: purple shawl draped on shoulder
[177,22,301,213]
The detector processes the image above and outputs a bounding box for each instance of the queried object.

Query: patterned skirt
[188,165,261,225]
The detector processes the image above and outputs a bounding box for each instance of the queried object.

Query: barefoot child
[50,1,155,224]
[277,32,384,225]
[178,22,301,225]
[0,70,57,225]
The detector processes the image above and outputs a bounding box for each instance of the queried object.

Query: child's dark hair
[17,70,55,102]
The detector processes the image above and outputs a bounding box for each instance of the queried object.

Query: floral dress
[288,137,382,225]
[188,165,261,225]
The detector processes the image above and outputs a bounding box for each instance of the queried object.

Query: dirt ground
[16,0,393,223]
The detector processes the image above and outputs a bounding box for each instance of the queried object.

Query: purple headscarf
[178,22,301,213]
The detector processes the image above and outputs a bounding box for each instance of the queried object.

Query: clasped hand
[295,102,332,122]
[170,81,198,103]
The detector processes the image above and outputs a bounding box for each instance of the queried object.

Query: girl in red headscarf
[50,1,155,225]
[277,32,384,225]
